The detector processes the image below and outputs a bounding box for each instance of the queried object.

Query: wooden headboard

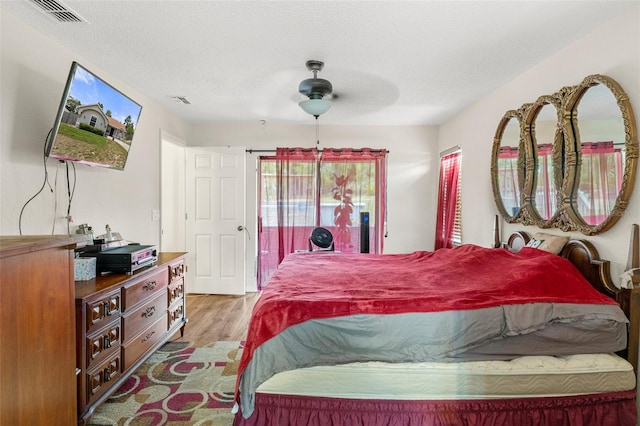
[504,229,638,374]
[506,232,619,298]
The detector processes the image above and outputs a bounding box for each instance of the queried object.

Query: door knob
[238,225,251,239]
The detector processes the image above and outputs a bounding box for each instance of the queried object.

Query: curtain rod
[440,145,461,157]
[246,148,390,154]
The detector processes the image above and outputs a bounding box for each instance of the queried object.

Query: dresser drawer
[85,350,122,406]
[168,302,184,329]
[122,291,167,343]
[122,315,167,371]
[86,290,121,336]
[169,260,186,282]
[168,277,184,306]
[122,268,168,311]
[86,318,121,371]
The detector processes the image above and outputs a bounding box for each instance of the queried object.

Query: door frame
[160,140,258,293]
[160,130,186,252]
[185,146,247,295]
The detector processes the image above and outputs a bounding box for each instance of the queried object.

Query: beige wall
[439,5,640,281]
[0,12,191,245]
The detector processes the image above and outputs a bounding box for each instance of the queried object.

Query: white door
[186,146,246,295]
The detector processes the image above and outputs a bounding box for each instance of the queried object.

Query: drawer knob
[104,334,111,349]
[142,330,155,343]
[143,281,157,291]
[143,306,155,318]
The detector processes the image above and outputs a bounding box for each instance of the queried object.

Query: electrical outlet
[152,209,160,221]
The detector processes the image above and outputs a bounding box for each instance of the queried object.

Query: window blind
[452,165,462,245]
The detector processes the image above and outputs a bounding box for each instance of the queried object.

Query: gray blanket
[237,302,628,418]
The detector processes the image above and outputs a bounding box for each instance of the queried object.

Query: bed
[233,229,639,426]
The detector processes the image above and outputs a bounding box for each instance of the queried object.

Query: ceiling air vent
[27,0,87,23]
[169,96,191,105]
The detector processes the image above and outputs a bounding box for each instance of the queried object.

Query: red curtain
[578,141,623,225]
[319,148,387,253]
[497,146,520,216]
[257,147,387,289]
[535,144,555,219]
[434,151,461,250]
[258,148,318,289]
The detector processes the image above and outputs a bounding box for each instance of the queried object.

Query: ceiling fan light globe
[299,99,332,117]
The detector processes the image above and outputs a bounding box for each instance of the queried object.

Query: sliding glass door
[257,147,387,288]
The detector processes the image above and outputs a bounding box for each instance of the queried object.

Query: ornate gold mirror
[564,74,638,234]
[525,95,564,225]
[491,109,525,222]
[493,74,637,235]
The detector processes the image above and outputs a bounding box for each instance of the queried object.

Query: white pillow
[525,232,570,255]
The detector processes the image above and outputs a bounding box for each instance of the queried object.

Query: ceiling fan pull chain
[316,117,320,145]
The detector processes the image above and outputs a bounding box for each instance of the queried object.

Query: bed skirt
[233,390,637,426]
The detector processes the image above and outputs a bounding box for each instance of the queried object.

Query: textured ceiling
[1,1,635,126]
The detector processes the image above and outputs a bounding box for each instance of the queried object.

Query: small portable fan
[309,227,335,251]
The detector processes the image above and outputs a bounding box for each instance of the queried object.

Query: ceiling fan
[298,60,333,117]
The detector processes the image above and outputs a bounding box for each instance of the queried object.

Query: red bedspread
[238,245,617,381]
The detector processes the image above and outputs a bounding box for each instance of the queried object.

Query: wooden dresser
[0,235,85,426]
[75,252,187,423]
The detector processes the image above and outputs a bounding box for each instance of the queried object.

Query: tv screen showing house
[45,62,143,170]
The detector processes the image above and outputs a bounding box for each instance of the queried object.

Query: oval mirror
[527,97,563,223]
[565,74,638,234]
[492,110,524,222]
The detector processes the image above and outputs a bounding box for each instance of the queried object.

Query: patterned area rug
[87,341,242,426]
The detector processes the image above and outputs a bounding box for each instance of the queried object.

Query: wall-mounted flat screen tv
[45,62,143,170]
